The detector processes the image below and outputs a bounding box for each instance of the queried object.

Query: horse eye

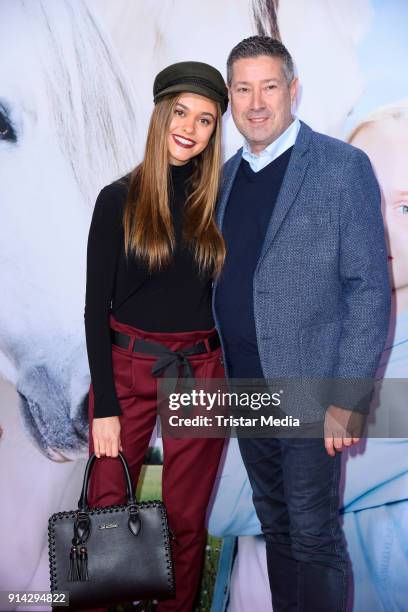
[0,109,17,142]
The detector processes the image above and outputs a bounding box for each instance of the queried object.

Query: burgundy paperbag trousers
[82,317,225,612]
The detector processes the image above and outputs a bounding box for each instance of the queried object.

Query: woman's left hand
[92,416,123,458]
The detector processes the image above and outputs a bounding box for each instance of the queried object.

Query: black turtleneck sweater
[85,162,214,418]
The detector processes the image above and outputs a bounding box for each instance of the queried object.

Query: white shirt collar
[242,117,301,172]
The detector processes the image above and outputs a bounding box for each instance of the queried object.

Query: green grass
[196,535,223,611]
[137,464,163,501]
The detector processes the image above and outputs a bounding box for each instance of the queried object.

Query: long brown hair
[123,94,225,276]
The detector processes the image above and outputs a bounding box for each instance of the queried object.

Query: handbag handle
[76,452,141,538]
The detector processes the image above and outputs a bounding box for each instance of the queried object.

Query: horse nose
[16,362,89,461]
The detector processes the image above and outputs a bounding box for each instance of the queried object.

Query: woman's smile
[171,133,197,148]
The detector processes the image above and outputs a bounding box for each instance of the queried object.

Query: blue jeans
[238,436,349,612]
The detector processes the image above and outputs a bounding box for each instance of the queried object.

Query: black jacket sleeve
[84,184,125,418]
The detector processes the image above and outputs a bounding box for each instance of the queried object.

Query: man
[213,36,390,611]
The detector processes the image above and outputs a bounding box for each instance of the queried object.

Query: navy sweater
[215,148,292,378]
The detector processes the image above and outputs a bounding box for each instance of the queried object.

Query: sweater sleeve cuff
[92,390,123,418]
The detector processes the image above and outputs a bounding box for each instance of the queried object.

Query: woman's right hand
[92,416,123,458]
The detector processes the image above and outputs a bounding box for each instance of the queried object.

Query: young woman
[84,62,228,611]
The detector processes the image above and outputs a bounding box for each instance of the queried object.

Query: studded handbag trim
[48,500,175,594]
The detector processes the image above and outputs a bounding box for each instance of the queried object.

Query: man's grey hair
[227,35,295,85]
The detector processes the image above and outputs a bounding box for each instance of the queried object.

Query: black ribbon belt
[111,329,221,383]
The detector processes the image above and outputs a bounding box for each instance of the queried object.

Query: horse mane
[251,0,281,40]
[20,0,139,203]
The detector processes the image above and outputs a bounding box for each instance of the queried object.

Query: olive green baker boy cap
[153,61,229,115]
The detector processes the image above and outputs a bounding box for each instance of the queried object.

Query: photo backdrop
[1,1,407,610]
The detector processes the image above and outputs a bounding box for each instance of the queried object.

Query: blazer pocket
[299,320,341,378]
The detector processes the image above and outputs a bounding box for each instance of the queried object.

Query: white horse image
[0,0,369,606]
[0,0,139,598]
[92,0,367,153]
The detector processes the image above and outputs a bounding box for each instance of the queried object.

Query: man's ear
[289,77,299,107]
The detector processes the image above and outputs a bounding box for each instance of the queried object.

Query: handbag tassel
[67,545,89,582]
[68,546,80,582]
[79,546,89,581]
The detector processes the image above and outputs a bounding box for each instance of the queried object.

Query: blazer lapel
[256,122,312,268]
[216,148,242,230]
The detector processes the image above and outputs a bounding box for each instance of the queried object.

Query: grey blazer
[212,122,391,394]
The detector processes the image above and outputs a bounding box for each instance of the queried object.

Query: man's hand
[92,416,123,458]
[324,405,364,457]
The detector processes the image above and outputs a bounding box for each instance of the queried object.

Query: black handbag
[48,452,175,608]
